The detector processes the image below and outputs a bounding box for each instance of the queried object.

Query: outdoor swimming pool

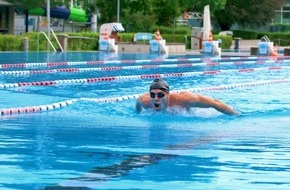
[0,52,290,190]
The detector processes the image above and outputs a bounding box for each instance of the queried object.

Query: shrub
[0,31,241,51]
[0,34,24,51]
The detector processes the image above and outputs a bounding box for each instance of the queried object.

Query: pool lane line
[80,94,142,103]
[1,59,290,77]
[0,56,288,70]
[1,78,290,116]
[81,78,290,103]
[0,99,77,116]
[1,65,290,89]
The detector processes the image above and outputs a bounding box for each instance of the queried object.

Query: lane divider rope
[81,78,290,103]
[0,99,77,116]
[0,65,290,89]
[1,60,289,76]
[1,56,288,69]
[1,78,290,116]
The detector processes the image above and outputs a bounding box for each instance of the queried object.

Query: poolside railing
[37,31,57,52]
[37,29,64,52]
[50,28,64,52]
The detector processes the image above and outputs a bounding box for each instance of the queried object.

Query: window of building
[0,6,9,33]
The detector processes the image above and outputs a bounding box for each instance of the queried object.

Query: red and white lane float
[0,99,77,116]
[80,78,290,103]
[1,56,290,70]
[1,78,290,117]
[1,59,288,77]
[1,65,290,89]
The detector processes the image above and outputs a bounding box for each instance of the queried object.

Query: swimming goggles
[150,92,165,98]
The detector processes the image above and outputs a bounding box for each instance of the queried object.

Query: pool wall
[109,43,187,54]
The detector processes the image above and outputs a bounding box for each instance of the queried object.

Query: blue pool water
[1,52,290,190]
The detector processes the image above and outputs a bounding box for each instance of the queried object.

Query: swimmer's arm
[135,93,151,114]
[135,98,143,114]
[211,99,238,115]
[188,94,238,115]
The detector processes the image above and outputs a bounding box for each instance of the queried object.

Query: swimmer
[135,78,238,115]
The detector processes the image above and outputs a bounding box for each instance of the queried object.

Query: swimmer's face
[149,89,169,111]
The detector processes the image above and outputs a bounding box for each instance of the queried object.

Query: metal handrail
[50,28,63,52]
[261,35,270,42]
[37,31,57,52]
[37,29,64,52]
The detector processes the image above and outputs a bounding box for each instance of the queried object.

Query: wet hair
[149,78,170,93]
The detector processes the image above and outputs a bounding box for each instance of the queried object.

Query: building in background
[274,0,290,23]
[0,0,14,34]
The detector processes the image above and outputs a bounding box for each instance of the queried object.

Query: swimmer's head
[149,78,169,93]
[149,78,169,112]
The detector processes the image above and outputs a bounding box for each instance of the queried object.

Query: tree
[121,0,156,32]
[152,0,180,26]
[92,0,117,23]
[6,0,288,33]
[214,0,286,30]
[181,0,227,13]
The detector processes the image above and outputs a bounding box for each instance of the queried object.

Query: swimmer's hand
[135,99,143,114]
[223,106,239,115]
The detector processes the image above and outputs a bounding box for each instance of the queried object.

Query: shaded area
[44,134,225,189]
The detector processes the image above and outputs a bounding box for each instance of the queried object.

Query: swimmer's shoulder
[171,90,197,98]
[137,93,151,106]
[138,92,150,100]
[170,91,200,104]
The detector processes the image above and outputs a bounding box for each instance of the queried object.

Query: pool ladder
[37,29,64,52]
[261,35,271,42]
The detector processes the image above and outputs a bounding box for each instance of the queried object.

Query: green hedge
[3,27,290,52]
[119,33,232,49]
[18,32,100,51]
[0,31,233,51]
[155,26,191,35]
[65,32,99,51]
[232,30,290,46]
[0,34,24,51]
[266,32,290,46]
[233,30,259,39]
[215,35,232,49]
